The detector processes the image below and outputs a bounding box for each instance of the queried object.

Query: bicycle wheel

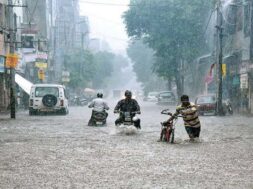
[170,129,175,143]
[165,129,171,142]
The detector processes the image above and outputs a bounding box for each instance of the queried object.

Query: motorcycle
[115,111,140,128]
[88,111,107,126]
[159,109,179,143]
[114,111,140,135]
[224,99,233,115]
[71,96,88,106]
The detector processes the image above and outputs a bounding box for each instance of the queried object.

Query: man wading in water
[162,94,201,142]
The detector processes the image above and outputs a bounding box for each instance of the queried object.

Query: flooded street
[0,100,253,188]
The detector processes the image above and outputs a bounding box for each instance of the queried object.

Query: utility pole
[8,0,16,119]
[216,0,224,115]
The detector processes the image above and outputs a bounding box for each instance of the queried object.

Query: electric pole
[8,0,16,119]
[216,0,224,116]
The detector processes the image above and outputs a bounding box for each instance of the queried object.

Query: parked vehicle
[143,91,159,102]
[224,99,233,115]
[195,94,232,116]
[29,84,69,115]
[70,96,88,106]
[157,91,176,105]
[195,95,217,115]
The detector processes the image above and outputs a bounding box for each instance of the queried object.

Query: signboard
[35,62,47,68]
[232,76,240,85]
[62,77,70,82]
[240,73,248,89]
[0,55,5,73]
[37,52,48,60]
[23,53,37,62]
[62,71,70,83]
[5,53,19,68]
[38,69,45,80]
[222,64,226,76]
[240,63,249,74]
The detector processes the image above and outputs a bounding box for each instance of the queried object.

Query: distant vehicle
[195,94,232,116]
[113,90,122,98]
[70,96,88,106]
[29,84,69,115]
[195,94,216,116]
[143,91,159,102]
[157,91,176,105]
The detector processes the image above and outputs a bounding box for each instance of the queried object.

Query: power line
[79,1,131,7]
[80,13,123,26]
[29,0,39,24]
[204,9,215,36]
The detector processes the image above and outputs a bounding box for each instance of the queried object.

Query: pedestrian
[162,94,201,142]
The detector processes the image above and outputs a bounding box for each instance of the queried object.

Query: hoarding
[0,55,5,73]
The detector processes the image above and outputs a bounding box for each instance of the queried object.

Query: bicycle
[159,109,180,143]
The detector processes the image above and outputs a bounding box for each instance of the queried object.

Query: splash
[116,125,138,135]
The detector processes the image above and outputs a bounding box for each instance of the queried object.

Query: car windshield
[35,87,59,97]
[148,92,158,96]
[160,92,173,98]
[197,96,216,104]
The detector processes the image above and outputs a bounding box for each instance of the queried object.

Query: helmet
[181,94,189,102]
[97,93,103,98]
[125,90,132,98]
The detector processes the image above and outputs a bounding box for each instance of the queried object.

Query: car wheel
[60,108,68,115]
[29,110,33,116]
[29,108,36,116]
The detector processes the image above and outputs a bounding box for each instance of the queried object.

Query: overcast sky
[79,0,130,54]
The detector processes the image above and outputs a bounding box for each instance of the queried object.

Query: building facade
[196,0,253,114]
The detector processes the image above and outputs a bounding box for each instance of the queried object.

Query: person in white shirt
[88,93,109,126]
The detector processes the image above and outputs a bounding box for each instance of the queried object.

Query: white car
[29,84,69,115]
[144,92,159,102]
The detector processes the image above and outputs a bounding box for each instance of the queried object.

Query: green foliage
[64,49,95,89]
[127,40,154,83]
[127,39,166,92]
[106,54,130,89]
[92,51,114,88]
[64,49,116,90]
[124,0,212,96]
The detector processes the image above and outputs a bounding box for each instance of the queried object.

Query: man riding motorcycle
[88,93,109,126]
[114,90,141,129]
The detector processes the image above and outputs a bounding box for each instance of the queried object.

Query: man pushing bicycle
[160,94,201,142]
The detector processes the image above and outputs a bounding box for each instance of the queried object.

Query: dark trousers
[185,127,201,138]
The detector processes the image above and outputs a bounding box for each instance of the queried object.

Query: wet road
[0,100,253,188]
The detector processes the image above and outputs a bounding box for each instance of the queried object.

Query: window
[160,92,174,98]
[197,96,216,104]
[35,87,59,97]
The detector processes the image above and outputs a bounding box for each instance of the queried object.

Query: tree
[92,51,114,88]
[64,49,95,90]
[127,39,166,93]
[106,54,132,89]
[124,0,212,97]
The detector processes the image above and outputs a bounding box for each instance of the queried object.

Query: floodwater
[0,100,253,188]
